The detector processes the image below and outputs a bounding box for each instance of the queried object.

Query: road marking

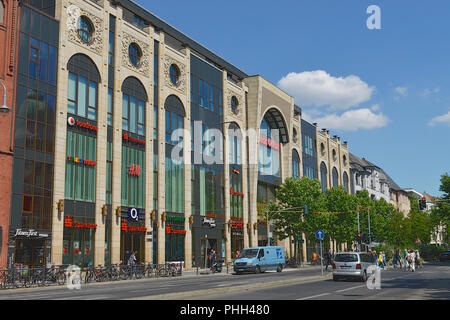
[335,285,365,293]
[296,292,331,300]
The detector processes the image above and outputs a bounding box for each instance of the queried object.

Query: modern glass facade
[9,4,59,268]
[190,54,224,267]
[301,119,317,180]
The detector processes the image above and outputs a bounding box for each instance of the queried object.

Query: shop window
[292,149,300,180]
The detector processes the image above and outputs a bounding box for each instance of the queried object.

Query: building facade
[5,0,352,269]
[0,0,20,268]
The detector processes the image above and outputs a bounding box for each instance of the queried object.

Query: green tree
[430,173,450,243]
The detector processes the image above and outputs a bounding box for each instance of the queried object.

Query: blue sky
[135,0,450,196]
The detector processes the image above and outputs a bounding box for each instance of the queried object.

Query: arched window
[320,162,327,192]
[67,54,100,121]
[128,43,142,67]
[332,167,339,187]
[122,77,147,136]
[258,108,288,178]
[165,95,185,214]
[292,149,300,180]
[343,172,349,193]
[77,16,94,44]
[228,122,242,165]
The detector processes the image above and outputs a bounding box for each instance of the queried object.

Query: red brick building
[0,0,19,268]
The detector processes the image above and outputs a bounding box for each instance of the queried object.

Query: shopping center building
[3,0,350,269]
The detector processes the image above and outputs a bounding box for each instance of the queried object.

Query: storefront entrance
[14,239,47,268]
[121,231,145,265]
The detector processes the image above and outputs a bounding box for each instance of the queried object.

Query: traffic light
[354,233,362,243]
[303,204,309,216]
[418,197,426,211]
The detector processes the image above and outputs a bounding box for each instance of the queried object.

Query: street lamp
[0,81,9,113]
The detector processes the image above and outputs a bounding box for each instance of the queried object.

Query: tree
[430,173,450,244]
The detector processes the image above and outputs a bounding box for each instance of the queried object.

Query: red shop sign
[166,224,186,235]
[230,187,244,198]
[123,132,145,145]
[128,164,141,177]
[64,215,97,229]
[68,117,98,132]
[259,136,280,151]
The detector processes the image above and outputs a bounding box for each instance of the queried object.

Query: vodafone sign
[68,117,76,126]
[67,117,98,132]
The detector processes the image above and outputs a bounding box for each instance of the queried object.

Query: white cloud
[371,104,380,111]
[429,111,450,126]
[395,86,408,96]
[278,70,375,111]
[312,108,389,131]
[422,87,440,97]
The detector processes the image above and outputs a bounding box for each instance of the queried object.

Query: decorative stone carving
[67,4,103,55]
[121,32,150,76]
[163,55,186,93]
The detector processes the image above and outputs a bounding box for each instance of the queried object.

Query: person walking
[325,249,333,271]
[382,251,386,268]
[210,249,218,273]
[128,250,137,278]
[409,250,416,272]
[404,249,409,270]
[393,249,399,269]
[378,252,384,269]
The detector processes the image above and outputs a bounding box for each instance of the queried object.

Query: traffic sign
[315,229,324,240]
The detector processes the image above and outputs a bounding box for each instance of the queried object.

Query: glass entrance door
[14,239,46,268]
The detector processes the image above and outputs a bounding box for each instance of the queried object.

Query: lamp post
[0,81,9,113]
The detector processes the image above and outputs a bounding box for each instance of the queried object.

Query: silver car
[332,252,376,282]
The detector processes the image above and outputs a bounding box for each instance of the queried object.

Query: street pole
[367,208,371,248]
[320,239,323,277]
[357,205,360,252]
[204,234,208,270]
[266,209,270,247]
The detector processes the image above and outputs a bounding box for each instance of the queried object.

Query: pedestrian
[378,252,384,269]
[235,250,240,260]
[404,249,409,270]
[312,252,318,265]
[382,251,386,268]
[210,249,218,272]
[325,249,333,270]
[128,250,137,277]
[415,250,422,269]
[372,251,378,264]
[409,250,416,272]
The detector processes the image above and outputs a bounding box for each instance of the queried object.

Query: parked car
[332,252,376,282]
[234,246,285,274]
[439,251,450,262]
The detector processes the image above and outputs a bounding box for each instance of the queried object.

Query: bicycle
[85,265,105,283]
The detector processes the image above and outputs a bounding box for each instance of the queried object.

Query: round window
[169,64,180,85]
[231,96,239,114]
[129,43,142,67]
[77,16,94,44]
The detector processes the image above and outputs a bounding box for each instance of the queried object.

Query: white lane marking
[335,285,365,293]
[296,292,331,300]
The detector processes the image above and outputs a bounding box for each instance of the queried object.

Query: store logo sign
[259,135,280,151]
[230,187,244,198]
[165,224,186,235]
[67,156,97,166]
[67,117,98,132]
[13,229,49,238]
[128,164,141,177]
[202,217,216,228]
[123,132,145,145]
[128,208,139,222]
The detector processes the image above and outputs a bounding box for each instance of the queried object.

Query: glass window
[170,64,180,85]
[129,43,141,67]
[38,42,48,82]
[121,77,147,136]
[77,16,94,44]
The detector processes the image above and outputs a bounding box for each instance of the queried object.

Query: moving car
[332,252,376,282]
[234,246,285,274]
[439,250,450,262]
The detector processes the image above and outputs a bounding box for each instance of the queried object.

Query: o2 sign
[128,208,139,222]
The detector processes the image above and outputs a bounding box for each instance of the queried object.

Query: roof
[349,153,402,191]
[119,0,248,80]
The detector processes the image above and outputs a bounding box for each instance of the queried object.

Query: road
[0,262,448,300]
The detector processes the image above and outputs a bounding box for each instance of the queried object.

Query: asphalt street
[0,262,448,300]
